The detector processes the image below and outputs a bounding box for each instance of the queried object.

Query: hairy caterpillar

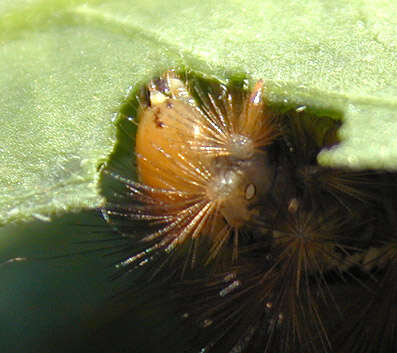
[173,110,389,353]
[103,70,281,276]
[101,70,397,353]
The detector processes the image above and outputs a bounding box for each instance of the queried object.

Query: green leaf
[1,0,397,224]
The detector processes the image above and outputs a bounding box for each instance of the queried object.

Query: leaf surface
[1,0,396,224]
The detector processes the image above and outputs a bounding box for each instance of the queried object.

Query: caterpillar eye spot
[244,183,256,200]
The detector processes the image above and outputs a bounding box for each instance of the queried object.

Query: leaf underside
[1,0,397,224]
